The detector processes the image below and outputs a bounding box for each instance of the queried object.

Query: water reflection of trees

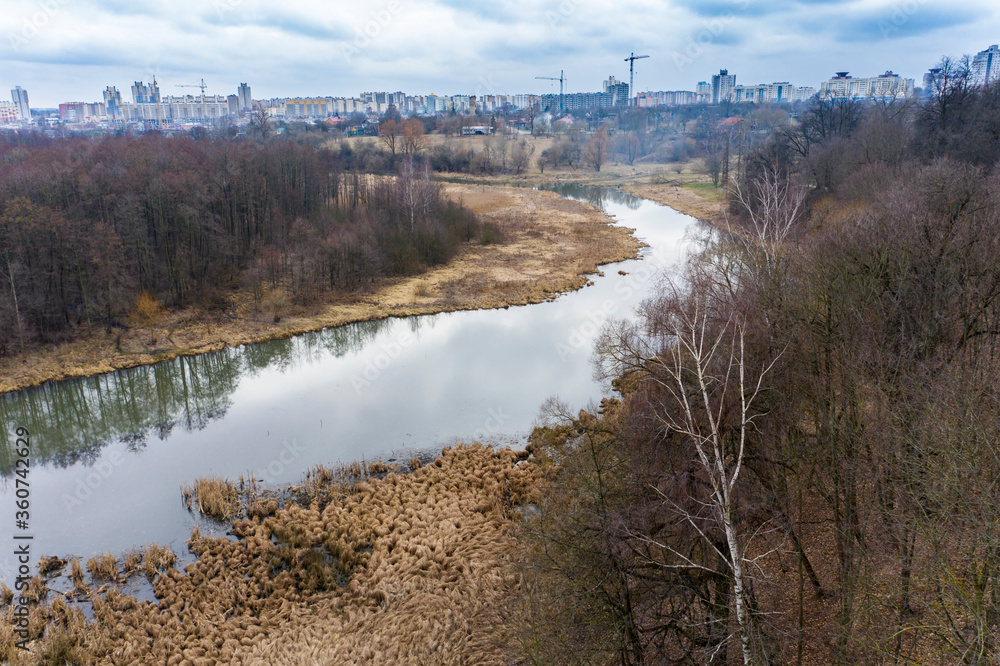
[536,183,643,211]
[0,317,398,473]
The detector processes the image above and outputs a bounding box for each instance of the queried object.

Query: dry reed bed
[0,444,539,663]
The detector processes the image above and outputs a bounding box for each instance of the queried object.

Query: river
[0,183,701,581]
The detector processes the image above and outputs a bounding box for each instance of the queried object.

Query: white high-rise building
[711,70,736,104]
[511,94,539,110]
[103,87,123,121]
[819,71,914,100]
[131,79,161,104]
[0,101,20,124]
[731,82,799,103]
[11,86,30,121]
[972,44,1000,86]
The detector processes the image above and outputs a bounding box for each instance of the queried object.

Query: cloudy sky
[2,0,997,107]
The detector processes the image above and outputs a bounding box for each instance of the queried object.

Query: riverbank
[621,181,725,223]
[434,161,726,225]
[0,184,640,395]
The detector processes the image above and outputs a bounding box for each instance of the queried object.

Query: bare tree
[249,104,271,140]
[0,207,25,353]
[650,300,778,665]
[586,126,610,172]
[379,119,399,155]
[400,118,426,154]
[398,158,437,232]
[729,165,806,274]
[510,139,535,174]
[599,290,781,664]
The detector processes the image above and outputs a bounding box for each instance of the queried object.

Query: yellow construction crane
[176,78,208,120]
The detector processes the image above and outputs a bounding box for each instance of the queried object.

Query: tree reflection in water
[0,317,396,473]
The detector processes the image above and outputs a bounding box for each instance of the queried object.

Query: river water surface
[0,184,701,581]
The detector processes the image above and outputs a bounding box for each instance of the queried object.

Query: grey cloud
[671,0,788,19]
[203,9,350,41]
[830,6,977,42]
[430,0,525,26]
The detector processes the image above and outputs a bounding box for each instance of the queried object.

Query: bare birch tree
[728,165,805,274]
[599,291,780,664]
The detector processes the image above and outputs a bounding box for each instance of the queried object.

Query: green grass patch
[681,181,726,201]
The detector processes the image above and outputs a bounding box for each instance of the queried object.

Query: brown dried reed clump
[69,559,87,595]
[181,475,240,520]
[0,444,539,664]
[86,553,118,582]
[38,556,66,576]
[143,543,177,579]
[247,496,279,520]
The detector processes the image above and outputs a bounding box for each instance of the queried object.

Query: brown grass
[142,543,176,579]
[247,497,279,520]
[623,180,725,223]
[120,549,142,577]
[181,476,240,520]
[1,184,639,395]
[37,556,66,576]
[69,558,86,595]
[2,444,540,663]
[85,553,118,582]
[412,280,432,298]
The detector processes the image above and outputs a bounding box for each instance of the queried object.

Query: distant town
[2,43,999,132]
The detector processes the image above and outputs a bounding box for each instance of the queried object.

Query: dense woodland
[0,134,490,355]
[516,76,1000,662]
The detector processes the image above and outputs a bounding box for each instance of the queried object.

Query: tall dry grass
[181,475,239,520]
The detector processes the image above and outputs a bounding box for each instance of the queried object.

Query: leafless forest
[516,69,1000,663]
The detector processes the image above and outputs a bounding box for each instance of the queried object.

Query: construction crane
[535,70,566,112]
[624,53,649,106]
[176,78,208,120]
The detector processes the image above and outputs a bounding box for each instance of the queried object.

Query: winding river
[0,183,701,581]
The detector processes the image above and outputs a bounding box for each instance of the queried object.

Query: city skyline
[2,0,998,107]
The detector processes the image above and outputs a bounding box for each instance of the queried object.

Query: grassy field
[680,181,726,201]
